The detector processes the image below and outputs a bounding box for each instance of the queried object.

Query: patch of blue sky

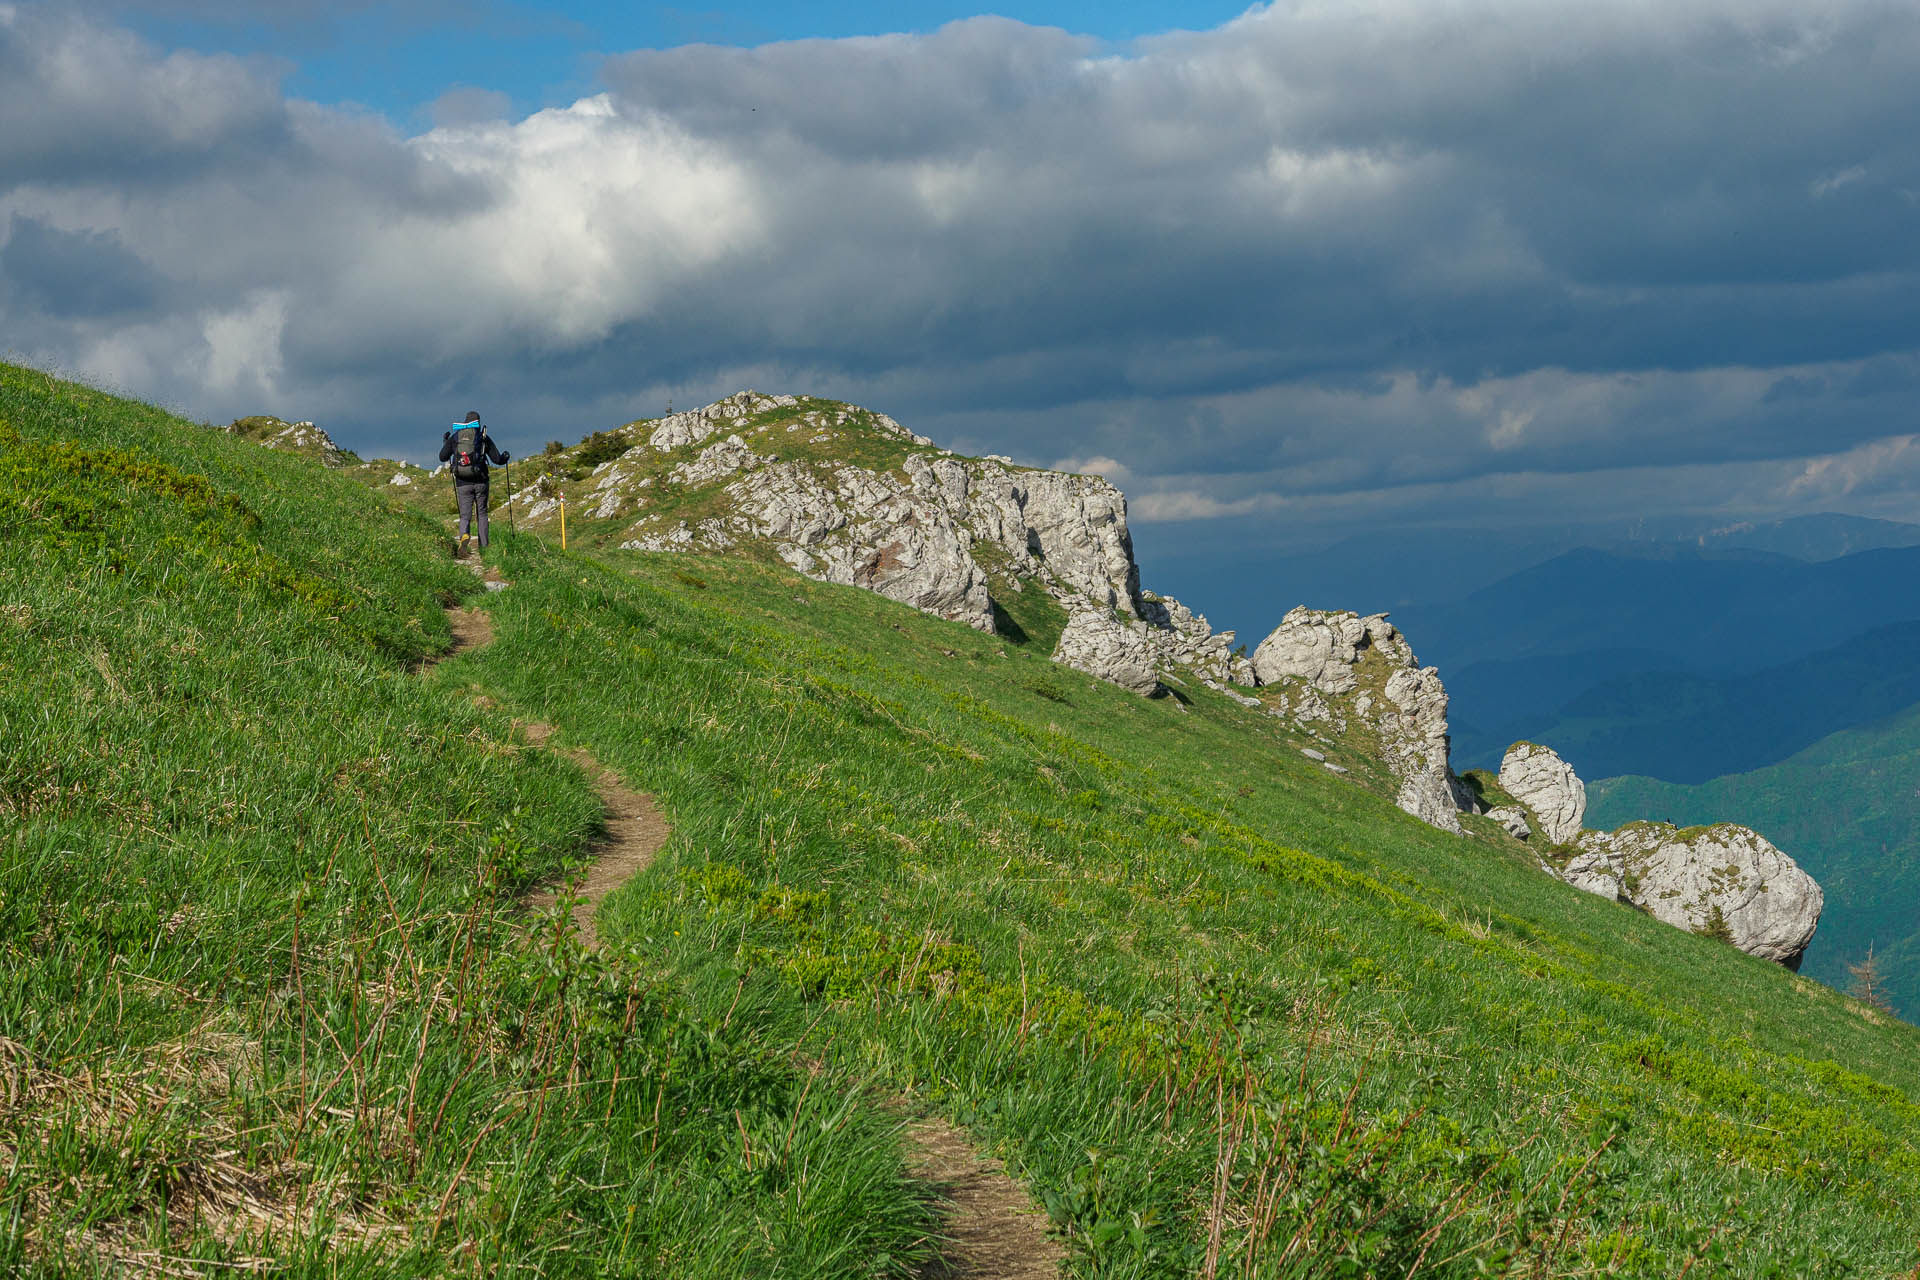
[110,1,1256,128]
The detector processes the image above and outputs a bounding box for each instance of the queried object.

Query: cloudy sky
[7,0,1920,624]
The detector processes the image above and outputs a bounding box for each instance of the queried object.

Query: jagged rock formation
[1562,823,1824,968]
[1252,609,1379,692]
[1244,613,1821,964]
[1139,593,1255,687]
[578,394,1139,636]
[1250,608,1472,833]
[510,391,1245,692]
[1498,743,1587,844]
[1052,610,1162,696]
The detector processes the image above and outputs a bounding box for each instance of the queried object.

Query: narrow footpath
[437,568,1063,1278]
[908,1117,1067,1279]
[439,601,669,949]
[519,718,668,948]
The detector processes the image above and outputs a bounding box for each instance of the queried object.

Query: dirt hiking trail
[518,720,669,948]
[908,1117,1067,1278]
[440,603,668,948]
[439,582,1062,1277]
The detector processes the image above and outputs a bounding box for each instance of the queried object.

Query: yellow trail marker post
[560,497,567,551]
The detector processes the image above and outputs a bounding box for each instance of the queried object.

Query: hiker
[440,411,510,551]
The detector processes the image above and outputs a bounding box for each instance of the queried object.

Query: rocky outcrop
[1250,608,1471,833]
[1498,743,1587,844]
[964,463,1140,615]
[1251,609,1378,692]
[225,416,351,468]
[1227,608,1825,967]
[525,390,1253,692]
[1052,610,1162,696]
[1475,744,1823,966]
[702,455,994,631]
[1563,823,1824,968]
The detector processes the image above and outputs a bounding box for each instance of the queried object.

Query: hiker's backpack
[452,426,487,483]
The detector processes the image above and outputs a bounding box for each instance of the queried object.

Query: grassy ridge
[8,366,1920,1276]
[463,535,1920,1276]
[0,365,938,1276]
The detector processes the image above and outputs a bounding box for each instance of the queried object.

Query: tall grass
[460,531,1920,1278]
[0,364,939,1276]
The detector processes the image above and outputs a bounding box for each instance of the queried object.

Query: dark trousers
[456,481,490,548]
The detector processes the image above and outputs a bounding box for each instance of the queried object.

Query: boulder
[1486,806,1534,840]
[1562,822,1823,968]
[1052,610,1161,696]
[1498,743,1587,844]
[1251,608,1391,692]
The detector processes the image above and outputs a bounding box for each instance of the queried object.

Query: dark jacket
[440,425,509,482]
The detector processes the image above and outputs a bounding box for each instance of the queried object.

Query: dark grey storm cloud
[5,0,1920,544]
[1,215,169,316]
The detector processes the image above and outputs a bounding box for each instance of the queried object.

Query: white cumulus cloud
[0,0,1918,545]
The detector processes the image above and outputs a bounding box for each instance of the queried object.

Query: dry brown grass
[0,1026,405,1275]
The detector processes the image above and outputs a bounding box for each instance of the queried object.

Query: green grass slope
[460,547,1920,1274]
[0,365,941,1277]
[8,366,1920,1276]
[1591,706,1920,1022]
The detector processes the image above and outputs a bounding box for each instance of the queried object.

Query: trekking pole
[560,497,568,551]
[506,458,516,537]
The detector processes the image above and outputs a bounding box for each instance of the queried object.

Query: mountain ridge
[350,390,1833,970]
[1455,619,1920,781]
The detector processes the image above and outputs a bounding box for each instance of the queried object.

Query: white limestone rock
[722,459,993,631]
[1140,594,1256,686]
[1052,610,1161,696]
[1206,679,1262,708]
[1498,743,1588,844]
[1251,609,1395,693]
[530,391,1262,682]
[1486,806,1534,841]
[1562,822,1823,968]
[965,462,1141,616]
[1250,609,1469,834]
[670,434,761,487]
[224,416,351,468]
[1264,686,1337,727]
[645,390,793,451]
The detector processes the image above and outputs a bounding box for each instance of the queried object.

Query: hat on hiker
[462,410,481,423]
